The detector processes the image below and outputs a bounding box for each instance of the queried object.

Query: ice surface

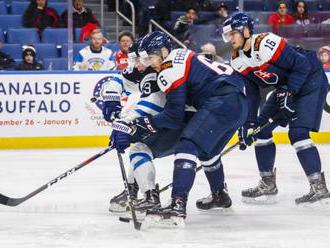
[0,145,330,248]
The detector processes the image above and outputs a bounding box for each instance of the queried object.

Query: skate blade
[197,206,233,213]
[143,214,185,228]
[109,203,130,213]
[296,197,330,209]
[242,195,278,205]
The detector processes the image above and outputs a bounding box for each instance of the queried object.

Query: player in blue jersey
[109,31,248,225]
[223,13,330,204]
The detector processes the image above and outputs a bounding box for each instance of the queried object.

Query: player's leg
[241,92,281,203]
[288,77,330,204]
[109,159,139,213]
[146,90,247,223]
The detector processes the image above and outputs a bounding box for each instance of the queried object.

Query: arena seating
[0,0,329,70]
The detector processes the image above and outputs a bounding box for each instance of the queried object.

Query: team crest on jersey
[92,76,116,110]
[254,70,279,85]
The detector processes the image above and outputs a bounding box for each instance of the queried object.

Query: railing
[148,19,187,49]
[116,0,136,39]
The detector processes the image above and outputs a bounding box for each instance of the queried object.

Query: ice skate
[134,185,161,213]
[144,197,186,228]
[109,181,139,213]
[196,187,232,211]
[242,170,278,204]
[296,172,330,205]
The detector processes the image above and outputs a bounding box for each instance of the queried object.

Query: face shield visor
[222,24,245,43]
[127,51,139,67]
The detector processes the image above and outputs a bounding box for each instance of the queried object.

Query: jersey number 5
[197,55,233,75]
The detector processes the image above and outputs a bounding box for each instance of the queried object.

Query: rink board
[0,70,329,149]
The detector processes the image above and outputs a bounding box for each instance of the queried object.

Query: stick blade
[0,194,24,206]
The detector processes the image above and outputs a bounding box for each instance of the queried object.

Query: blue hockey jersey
[152,48,245,129]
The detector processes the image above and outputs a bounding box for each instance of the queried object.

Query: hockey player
[109,31,248,225]
[73,29,116,70]
[222,13,330,204]
[102,41,167,213]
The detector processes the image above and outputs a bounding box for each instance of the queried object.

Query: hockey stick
[0,147,113,207]
[116,151,142,230]
[158,117,276,193]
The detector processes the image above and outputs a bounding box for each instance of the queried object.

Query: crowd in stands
[0,0,330,70]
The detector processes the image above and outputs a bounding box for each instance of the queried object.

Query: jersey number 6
[197,55,233,75]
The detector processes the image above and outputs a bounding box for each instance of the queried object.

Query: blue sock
[171,139,199,200]
[255,139,276,175]
[289,128,321,176]
[201,155,225,193]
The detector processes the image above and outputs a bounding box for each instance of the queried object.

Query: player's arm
[259,33,311,94]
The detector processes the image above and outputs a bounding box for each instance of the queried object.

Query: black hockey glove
[109,121,133,153]
[132,116,159,141]
[275,89,295,120]
[238,122,257,150]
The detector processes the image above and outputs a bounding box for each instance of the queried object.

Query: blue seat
[0,28,3,42]
[34,43,58,59]
[105,42,120,52]
[74,27,82,42]
[321,24,330,37]
[0,15,23,29]
[11,1,29,15]
[43,58,68,70]
[0,1,7,14]
[199,11,217,22]
[321,0,330,11]
[42,28,68,43]
[7,28,39,43]
[0,43,22,59]
[243,1,265,11]
[254,24,273,33]
[48,2,66,15]
[61,43,86,57]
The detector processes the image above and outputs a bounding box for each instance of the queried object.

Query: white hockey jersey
[102,66,166,123]
[73,46,116,71]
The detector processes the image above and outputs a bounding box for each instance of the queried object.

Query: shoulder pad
[254,33,269,51]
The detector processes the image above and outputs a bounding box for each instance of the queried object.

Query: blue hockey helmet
[222,13,254,43]
[138,31,172,56]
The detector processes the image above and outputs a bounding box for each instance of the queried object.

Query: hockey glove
[238,122,257,150]
[132,116,159,141]
[275,89,295,120]
[109,121,133,153]
[102,93,121,122]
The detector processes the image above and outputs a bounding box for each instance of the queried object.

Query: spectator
[200,42,225,63]
[23,0,59,33]
[319,46,330,69]
[16,45,43,71]
[267,1,294,34]
[73,29,116,70]
[292,1,310,26]
[0,43,16,70]
[214,3,230,27]
[173,7,199,43]
[61,0,100,28]
[114,31,134,71]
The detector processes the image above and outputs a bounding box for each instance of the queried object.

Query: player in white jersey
[101,42,168,212]
[73,29,116,71]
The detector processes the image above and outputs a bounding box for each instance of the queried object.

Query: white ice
[0,145,330,248]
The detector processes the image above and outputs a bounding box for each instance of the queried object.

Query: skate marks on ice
[0,147,330,247]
